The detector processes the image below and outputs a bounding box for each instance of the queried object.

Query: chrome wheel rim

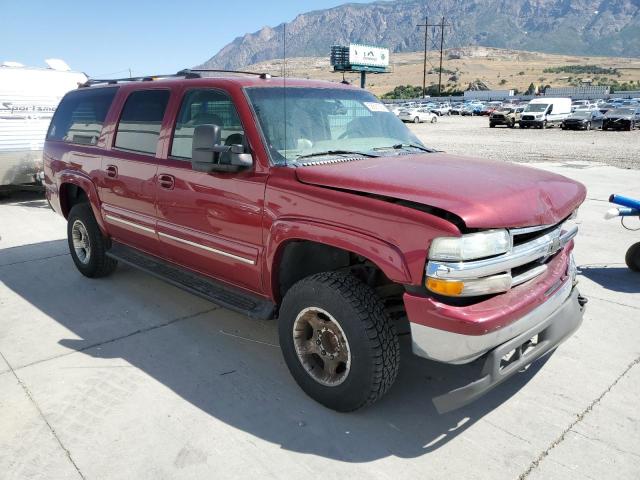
[71,220,91,264]
[292,307,351,387]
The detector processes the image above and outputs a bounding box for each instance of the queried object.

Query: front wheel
[626,243,640,272]
[67,203,118,278]
[278,272,400,412]
[586,122,592,131]
[414,117,420,124]
[431,116,437,123]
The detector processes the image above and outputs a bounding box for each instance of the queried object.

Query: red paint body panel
[262,167,460,298]
[44,76,587,339]
[296,154,587,229]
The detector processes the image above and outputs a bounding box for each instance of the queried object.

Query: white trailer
[0,60,86,187]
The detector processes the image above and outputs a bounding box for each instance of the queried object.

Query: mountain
[198,0,640,70]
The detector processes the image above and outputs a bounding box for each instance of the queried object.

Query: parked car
[602,108,640,131]
[490,106,525,128]
[450,103,465,115]
[571,100,590,112]
[561,110,605,130]
[464,103,484,116]
[398,108,438,123]
[598,103,618,114]
[520,98,572,129]
[44,72,587,413]
[430,103,451,116]
[0,59,86,190]
[480,101,502,116]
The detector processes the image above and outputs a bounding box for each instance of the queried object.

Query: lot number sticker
[364,102,389,113]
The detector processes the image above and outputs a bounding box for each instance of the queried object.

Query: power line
[417,16,450,97]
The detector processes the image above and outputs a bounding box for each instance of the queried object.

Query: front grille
[512,223,560,247]
[522,115,535,121]
[426,219,576,295]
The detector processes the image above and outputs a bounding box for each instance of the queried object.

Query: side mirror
[191,124,253,173]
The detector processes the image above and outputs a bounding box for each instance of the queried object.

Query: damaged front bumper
[425,284,586,413]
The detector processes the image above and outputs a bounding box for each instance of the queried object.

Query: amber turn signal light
[426,277,464,296]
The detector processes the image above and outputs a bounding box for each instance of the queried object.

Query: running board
[107,242,275,320]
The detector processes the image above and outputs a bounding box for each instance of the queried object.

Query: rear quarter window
[47,87,118,145]
[114,89,170,156]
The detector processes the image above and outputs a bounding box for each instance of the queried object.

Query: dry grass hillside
[244,46,640,97]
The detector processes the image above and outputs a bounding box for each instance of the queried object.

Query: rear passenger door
[99,88,170,255]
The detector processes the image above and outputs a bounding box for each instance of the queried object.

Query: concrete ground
[1,139,639,478]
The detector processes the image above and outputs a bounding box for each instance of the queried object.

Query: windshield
[524,103,549,113]
[572,111,591,118]
[245,87,426,164]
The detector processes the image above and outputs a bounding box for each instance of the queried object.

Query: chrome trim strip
[105,214,155,234]
[509,224,556,236]
[410,278,574,364]
[427,225,578,281]
[512,264,548,287]
[158,232,255,265]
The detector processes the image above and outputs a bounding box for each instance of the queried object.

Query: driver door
[154,87,266,293]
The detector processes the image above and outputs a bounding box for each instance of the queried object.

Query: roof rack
[80,73,182,88]
[177,69,274,79]
[79,69,274,88]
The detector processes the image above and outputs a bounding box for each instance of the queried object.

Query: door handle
[106,164,118,178]
[158,174,175,190]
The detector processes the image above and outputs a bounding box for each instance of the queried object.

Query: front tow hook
[577,295,589,308]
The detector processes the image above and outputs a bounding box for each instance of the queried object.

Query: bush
[543,65,620,75]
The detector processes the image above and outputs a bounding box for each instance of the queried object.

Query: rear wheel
[490,123,496,128]
[629,121,636,131]
[278,272,400,412]
[431,116,437,123]
[414,117,420,124]
[626,242,640,272]
[67,203,117,278]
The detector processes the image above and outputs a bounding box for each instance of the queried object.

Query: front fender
[57,170,107,235]
[264,219,412,299]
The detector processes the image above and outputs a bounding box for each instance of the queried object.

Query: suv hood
[295,154,586,229]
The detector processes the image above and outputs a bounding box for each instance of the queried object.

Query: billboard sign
[348,44,389,68]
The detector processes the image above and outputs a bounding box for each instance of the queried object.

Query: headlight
[428,229,511,262]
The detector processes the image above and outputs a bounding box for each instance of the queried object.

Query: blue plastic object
[609,194,640,211]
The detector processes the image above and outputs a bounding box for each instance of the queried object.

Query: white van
[0,60,86,188]
[520,97,572,129]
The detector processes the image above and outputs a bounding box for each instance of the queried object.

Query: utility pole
[438,16,446,95]
[418,17,450,97]
[417,16,429,98]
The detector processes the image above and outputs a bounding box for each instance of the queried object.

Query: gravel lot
[408,115,640,169]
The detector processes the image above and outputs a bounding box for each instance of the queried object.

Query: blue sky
[1,0,373,77]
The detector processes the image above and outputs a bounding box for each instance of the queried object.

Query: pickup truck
[44,72,587,412]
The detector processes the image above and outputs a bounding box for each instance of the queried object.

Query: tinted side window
[47,88,118,145]
[115,90,170,155]
[170,89,244,160]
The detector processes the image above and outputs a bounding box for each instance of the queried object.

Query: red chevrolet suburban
[43,71,587,412]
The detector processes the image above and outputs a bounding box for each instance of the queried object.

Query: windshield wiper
[295,150,379,160]
[373,143,435,153]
